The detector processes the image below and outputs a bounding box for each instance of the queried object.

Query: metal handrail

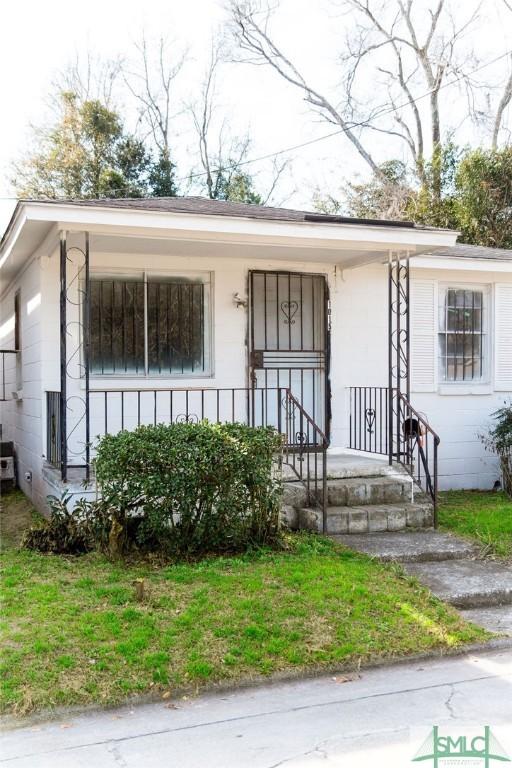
[348,385,440,527]
[396,391,440,527]
[282,389,328,533]
[285,390,329,445]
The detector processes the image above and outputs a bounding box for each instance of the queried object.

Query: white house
[0,197,511,526]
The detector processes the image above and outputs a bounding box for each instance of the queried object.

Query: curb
[3,636,512,732]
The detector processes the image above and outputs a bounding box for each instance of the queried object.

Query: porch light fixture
[233,292,247,309]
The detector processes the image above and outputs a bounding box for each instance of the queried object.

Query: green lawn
[0,489,42,551]
[0,528,488,715]
[439,490,512,558]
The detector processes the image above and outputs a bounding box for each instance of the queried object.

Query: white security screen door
[249,270,328,434]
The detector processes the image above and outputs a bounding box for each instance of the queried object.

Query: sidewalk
[2,649,512,767]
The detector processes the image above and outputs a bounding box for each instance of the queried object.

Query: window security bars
[90,277,208,376]
[439,288,485,382]
[46,391,61,467]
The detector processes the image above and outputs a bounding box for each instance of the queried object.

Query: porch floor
[45,450,396,490]
[282,449,394,482]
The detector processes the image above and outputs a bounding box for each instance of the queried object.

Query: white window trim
[86,267,214,379]
[437,281,492,391]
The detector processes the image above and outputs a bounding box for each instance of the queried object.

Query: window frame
[14,289,22,392]
[437,282,491,386]
[86,268,213,379]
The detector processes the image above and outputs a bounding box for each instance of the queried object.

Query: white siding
[409,267,512,490]
[3,231,512,511]
[411,280,436,392]
[495,283,512,391]
[0,257,46,510]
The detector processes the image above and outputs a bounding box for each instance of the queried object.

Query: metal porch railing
[46,386,328,529]
[348,386,440,526]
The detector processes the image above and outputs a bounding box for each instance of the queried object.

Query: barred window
[438,287,487,382]
[147,279,206,374]
[89,273,211,376]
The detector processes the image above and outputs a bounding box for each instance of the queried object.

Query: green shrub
[93,421,283,556]
[481,402,512,497]
[22,495,94,554]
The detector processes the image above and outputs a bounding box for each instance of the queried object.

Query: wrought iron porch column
[388,250,410,465]
[58,231,91,482]
[59,232,67,481]
[84,232,90,481]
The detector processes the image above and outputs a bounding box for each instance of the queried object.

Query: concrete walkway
[334,531,512,635]
[2,649,512,767]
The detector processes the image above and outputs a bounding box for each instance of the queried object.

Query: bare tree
[492,61,512,148]
[230,0,387,182]
[491,2,512,148]
[230,0,482,202]
[190,45,223,199]
[54,51,123,108]
[124,35,187,194]
[189,44,290,203]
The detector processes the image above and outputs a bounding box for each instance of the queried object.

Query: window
[438,286,488,382]
[14,290,22,391]
[89,273,211,376]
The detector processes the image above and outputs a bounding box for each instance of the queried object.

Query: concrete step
[459,605,512,635]
[324,476,413,507]
[403,560,512,609]
[282,481,309,510]
[281,475,411,510]
[299,501,433,534]
[330,531,478,562]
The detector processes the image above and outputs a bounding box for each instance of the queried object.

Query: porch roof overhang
[0,199,459,292]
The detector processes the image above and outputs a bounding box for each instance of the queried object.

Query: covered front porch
[45,211,449,531]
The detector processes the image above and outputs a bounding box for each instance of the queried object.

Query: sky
[0,0,510,233]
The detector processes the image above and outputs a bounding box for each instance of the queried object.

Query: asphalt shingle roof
[5,196,512,261]
[22,195,421,228]
[426,243,512,261]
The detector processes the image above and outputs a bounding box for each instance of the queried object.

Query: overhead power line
[178,47,512,183]
[1,46,511,202]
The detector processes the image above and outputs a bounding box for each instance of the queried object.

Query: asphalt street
[2,649,512,767]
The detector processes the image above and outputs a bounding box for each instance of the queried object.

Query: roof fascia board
[0,206,27,269]
[412,255,512,272]
[18,201,458,249]
[0,222,59,299]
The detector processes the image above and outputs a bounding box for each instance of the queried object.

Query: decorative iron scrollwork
[389,253,410,391]
[295,430,308,461]
[60,233,91,482]
[280,300,299,325]
[365,408,376,435]
[175,413,199,424]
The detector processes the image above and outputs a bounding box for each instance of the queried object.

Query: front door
[249,270,329,434]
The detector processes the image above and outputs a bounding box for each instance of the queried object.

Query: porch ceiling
[88,231,414,266]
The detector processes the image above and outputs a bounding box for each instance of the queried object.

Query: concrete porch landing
[282,450,393,481]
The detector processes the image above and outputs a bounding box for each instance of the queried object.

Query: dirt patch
[0,490,40,549]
